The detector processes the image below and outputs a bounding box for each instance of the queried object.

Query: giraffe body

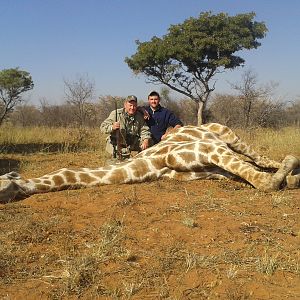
[0,123,299,203]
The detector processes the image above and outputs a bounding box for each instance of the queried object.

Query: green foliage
[0,68,33,92]
[125,11,267,125]
[0,68,34,125]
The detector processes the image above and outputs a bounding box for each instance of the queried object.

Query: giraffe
[0,123,299,203]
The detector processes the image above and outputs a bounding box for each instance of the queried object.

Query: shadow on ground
[0,143,79,154]
[0,159,20,175]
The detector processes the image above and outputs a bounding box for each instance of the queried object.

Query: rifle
[113,100,122,160]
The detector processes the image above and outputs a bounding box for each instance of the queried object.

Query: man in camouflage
[100,95,151,159]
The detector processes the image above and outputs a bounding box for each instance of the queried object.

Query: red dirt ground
[0,152,299,300]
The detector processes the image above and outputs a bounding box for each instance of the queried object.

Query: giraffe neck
[15,157,168,197]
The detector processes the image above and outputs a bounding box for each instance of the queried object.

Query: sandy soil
[0,152,299,299]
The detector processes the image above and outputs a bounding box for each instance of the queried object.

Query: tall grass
[237,127,300,159]
[0,125,106,152]
[0,124,299,157]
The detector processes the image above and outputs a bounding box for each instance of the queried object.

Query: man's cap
[148,90,160,98]
[125,95,137,103]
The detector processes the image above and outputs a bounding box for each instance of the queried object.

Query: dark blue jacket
[145,105,183,144]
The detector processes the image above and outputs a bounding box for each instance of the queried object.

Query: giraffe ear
[0,172,21,180]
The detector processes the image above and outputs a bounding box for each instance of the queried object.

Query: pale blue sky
[1,0,300,104]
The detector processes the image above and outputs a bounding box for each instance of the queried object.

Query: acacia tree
[0,68,34,125]
[125,11,267,125]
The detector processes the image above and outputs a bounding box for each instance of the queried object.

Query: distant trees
[39,99,76,127]
[209,70,287,128]
[8,91,299,129]
[63,74,96,127]
[208,94,239,126]
[11,105,42,127]
[97,95,125,121]
[0,68,34,125]
[230,69,284,128]
[125,11,267,125]
[3,69,298,130]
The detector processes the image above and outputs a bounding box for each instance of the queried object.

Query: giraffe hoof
[286,175,299,189]
[263,156,300,192]
[286,167,300,189]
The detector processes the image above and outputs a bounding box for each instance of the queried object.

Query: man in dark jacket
[144,91,183,144]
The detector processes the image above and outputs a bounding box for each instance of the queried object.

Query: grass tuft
[256,250,279,275]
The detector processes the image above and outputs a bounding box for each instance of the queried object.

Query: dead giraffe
[0,123,299,203]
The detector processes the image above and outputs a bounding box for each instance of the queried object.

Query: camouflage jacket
[100,108,151,146]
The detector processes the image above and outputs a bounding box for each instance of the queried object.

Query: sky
[1,0,300,105]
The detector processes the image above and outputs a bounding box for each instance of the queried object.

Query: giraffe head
[0,172,27,203]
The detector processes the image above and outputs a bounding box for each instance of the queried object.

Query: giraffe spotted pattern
[0,123,299,203]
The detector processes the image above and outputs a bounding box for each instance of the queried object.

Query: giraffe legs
[161,167,231,181]
[203,123,281,169]
[203,123,300,189]
[229,140,281,169]
[209,151,299,191]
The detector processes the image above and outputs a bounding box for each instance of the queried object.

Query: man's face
[124,100,137,115]
[148,95,160,110]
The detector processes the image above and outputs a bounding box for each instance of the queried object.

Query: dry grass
[237,126,300,159]
[0,125,106,153]
[0,125,299,157]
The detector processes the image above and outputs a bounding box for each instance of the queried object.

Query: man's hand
[161,125,182,140]
[137,106,150,120]
[161,133,168,140]
[143,109,150,120]
[141,139,149,150]
[112,122,120,130]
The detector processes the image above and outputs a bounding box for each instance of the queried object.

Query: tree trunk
[0,107,8,126]
[197,101,204,125]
